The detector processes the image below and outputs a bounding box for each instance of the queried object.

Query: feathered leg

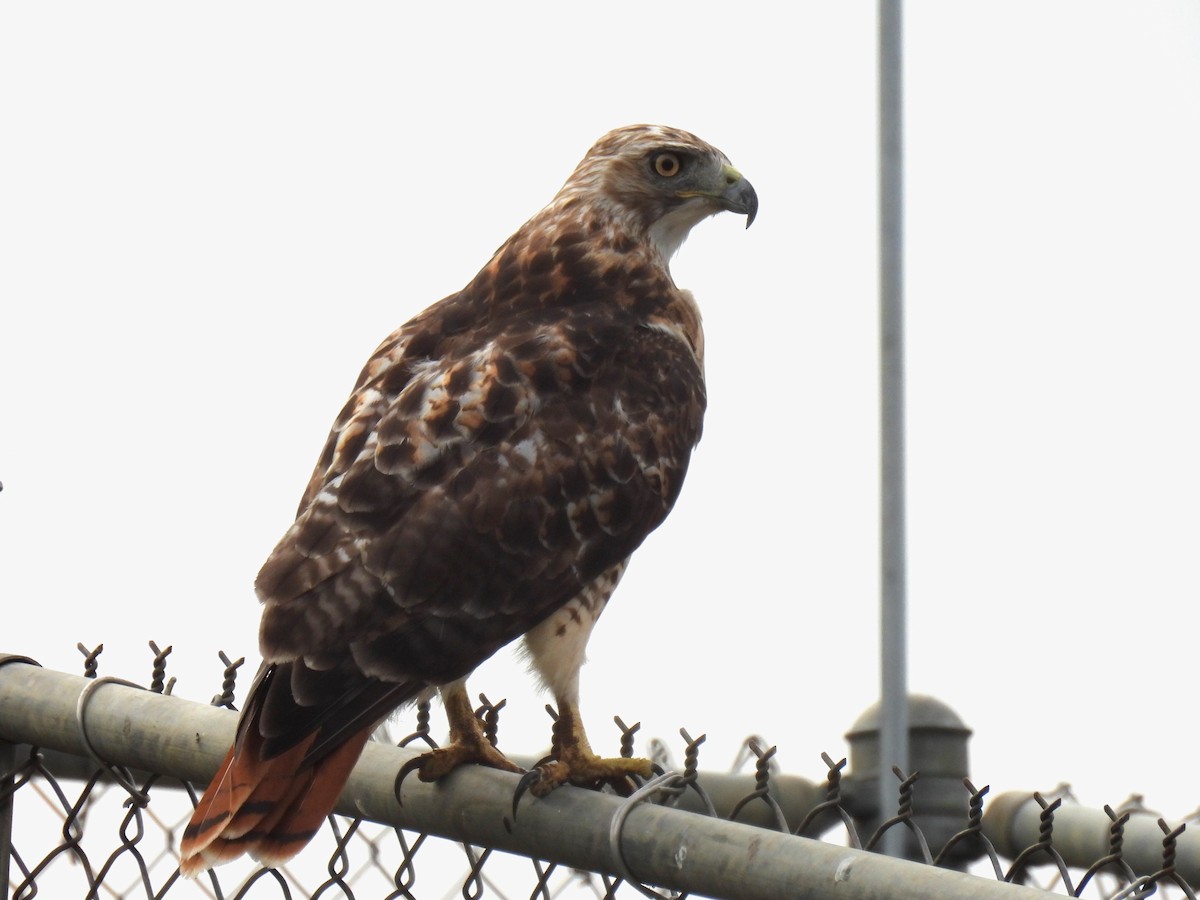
[519,561,651,796]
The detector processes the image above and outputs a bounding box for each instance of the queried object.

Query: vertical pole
[0,741,15,899]
[878,0,909,858]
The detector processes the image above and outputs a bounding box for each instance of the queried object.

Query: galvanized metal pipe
[984,791,1200,887]
[0,657,1050,899]
[0,740,15,900]
[6,743,830,835]
[878,0,910,860]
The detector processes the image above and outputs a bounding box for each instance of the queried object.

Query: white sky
[2,0,1199,850]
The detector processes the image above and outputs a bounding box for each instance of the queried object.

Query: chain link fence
[1,643,1196,899]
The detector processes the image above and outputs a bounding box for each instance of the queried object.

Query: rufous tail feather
[179,723,373,877]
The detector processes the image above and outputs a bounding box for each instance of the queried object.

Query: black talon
[394,754,428,805]
[611,776,637,797]
[512,769,543,818]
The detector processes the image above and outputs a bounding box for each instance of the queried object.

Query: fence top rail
[0,653,1063,900]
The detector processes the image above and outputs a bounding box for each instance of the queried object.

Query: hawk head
[553,124,758,260]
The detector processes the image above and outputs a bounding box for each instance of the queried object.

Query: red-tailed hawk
[180,124,756,876]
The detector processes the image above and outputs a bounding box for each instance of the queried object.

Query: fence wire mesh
[0,643,1195,900]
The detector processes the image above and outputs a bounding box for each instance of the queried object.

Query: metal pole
[0,741,15,900]
[878,0,909,858]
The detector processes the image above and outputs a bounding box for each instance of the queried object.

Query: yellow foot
[396,688,524,801]
[517,701,655,801]
[527,751,654,797]
[401,732,524,784]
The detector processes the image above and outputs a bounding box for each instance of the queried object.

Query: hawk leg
[527,700,653,797]
[399,683,523,787]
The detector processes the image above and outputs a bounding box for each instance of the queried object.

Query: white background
[2,1,1198,863]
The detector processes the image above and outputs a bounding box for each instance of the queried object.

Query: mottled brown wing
[250,292,705,759]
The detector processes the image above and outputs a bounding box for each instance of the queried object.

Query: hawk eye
[652,152,683,178]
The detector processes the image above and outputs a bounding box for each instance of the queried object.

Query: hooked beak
[675,162,759,229]
[716,164,758,228]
